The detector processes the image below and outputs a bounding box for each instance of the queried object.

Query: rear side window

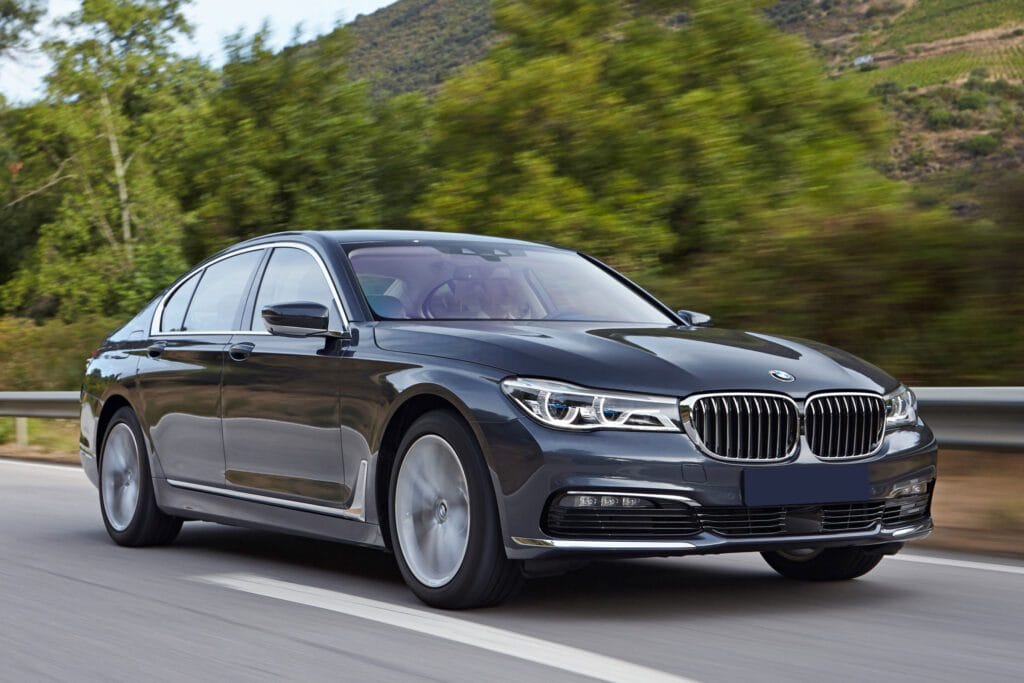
[160,272,201,332]
[249,247,338,331]
[182,251,263,332]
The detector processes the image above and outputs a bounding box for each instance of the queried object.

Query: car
[80,230,937,608]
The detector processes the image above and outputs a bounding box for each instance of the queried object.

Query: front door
[221,246,347,506]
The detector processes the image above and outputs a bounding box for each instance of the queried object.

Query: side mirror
[261,302,330,337]
[676,309,714,328]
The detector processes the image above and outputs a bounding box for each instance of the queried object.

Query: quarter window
[160,271,200,332]
[182,251,263,332]
[250,248,338,331]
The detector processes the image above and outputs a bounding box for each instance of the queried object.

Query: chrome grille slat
[684,393,799,462]
[805,393,886,460]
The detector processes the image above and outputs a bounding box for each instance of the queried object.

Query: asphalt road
[1,459,1021,683]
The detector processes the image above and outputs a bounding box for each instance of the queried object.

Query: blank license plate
[743,464,870,506]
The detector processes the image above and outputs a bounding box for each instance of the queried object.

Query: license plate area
[743,464,870,506]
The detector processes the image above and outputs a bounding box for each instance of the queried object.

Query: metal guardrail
[0,392,80,419]
[0,388,1022,450]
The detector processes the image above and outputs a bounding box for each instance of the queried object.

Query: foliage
[0,315,119,389]
[415,0,890,273]
[1,0,196,320]
[0,0,43,58]
[959,133,1001,155]
[166,28,384,259]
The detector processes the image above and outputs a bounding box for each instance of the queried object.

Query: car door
[220,245,348,506]
[138,248,266,486]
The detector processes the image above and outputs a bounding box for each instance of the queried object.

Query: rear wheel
[99,407,182,547]
[762,546,884,581]
[389,410,522,609]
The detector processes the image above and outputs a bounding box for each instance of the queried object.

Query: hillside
[344,0,492,97]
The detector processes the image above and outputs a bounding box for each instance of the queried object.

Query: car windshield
[345,243,674,323]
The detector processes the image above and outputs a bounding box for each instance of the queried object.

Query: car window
[182,251,263,332]
[249,247,338,331]
[160,272,201,332]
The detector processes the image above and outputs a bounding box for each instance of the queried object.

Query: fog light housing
[557,493,655,509]
[890,479,932,498]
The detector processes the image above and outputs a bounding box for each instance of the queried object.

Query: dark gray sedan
[80,230,936,608]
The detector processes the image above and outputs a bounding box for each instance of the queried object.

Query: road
[1,459,1021,683]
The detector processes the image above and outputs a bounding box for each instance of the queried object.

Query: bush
[957,91,987,111]
[959,134,1000,157]
[926,107,955,130]
[0,317,120,390]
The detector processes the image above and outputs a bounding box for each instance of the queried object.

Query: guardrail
[1,388,1022,450]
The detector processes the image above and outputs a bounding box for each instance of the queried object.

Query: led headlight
[500,378,681,432]
[884,385,918,429]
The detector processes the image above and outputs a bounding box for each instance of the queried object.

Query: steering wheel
[421,279,492,319]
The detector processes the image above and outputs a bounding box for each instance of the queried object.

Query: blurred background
[0,0,1022,553]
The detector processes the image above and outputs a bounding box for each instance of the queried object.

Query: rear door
[220,246,348,506]
[138,249,265,485]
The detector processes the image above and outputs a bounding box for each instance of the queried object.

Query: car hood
[373,321,899,397]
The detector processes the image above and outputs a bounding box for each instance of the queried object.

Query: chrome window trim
[680,391,801,463]
[803,390,887,461]
[166,460,368,522]
[150,241,350,337]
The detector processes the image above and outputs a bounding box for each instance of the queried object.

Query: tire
[389,410,523,609]
[99,407,182,547]
[761,546,884,581]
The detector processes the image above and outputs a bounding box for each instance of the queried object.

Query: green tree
[173,28,383,260]
[0,0,43,59]
[2,0,198,320]
[415,0,891,273]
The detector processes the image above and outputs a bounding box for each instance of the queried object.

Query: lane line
[0,458,83,474]
[199,573,699,683]
[893,553,1024,576]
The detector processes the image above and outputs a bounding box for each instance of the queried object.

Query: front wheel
[762,546,884,581]
[389,410,522,609]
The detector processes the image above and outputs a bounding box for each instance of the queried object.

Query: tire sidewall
[388,410,506,607]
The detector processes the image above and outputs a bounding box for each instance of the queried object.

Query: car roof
[234,229,565,251]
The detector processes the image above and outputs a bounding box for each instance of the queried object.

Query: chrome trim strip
[680,391,801,463]
[512,537,698,550]
[513,520,932,551]
[167,459,368,522]
[150,241,351,337]
[564,490,701,507]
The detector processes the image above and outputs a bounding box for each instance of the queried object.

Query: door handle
[147,342,166,358]
[228,342,255,362]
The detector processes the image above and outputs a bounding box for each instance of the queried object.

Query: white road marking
[893,553,1024,576]
[0,458,83,474]
[199,573,700,683]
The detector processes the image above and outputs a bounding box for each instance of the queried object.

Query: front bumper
[479,417,938,561]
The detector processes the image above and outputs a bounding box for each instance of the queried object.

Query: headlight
[884,385,918,429]
[500,378,681,431]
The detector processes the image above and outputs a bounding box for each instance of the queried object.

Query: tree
[171,27,384,260]
[1,0,198,319]
[0,0,43,60]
